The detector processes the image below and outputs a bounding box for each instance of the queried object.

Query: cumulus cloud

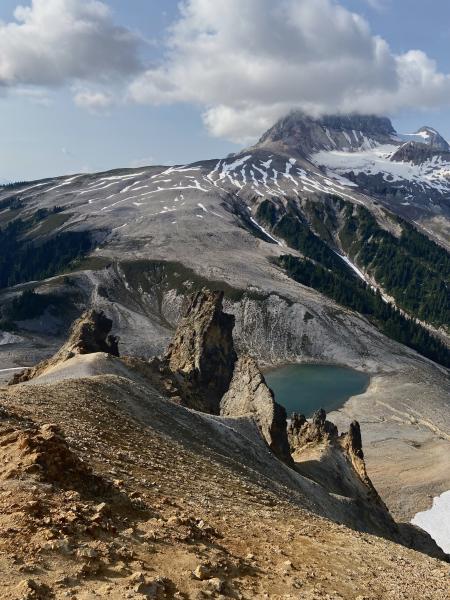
[0,0,141,87]
[128,0,450,143]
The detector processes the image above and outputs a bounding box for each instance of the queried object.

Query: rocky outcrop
[289,409,392,517]
[390,141,450,165]
[0,419,118,497]
[163,289,237,413]
[220,356,293,465]
[288,409,337,451]
[339,420,387,507]
[10,310,119,384]
[256,111,396,155]
[416,126,450,151]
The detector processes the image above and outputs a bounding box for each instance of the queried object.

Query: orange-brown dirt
[0,376,448,600]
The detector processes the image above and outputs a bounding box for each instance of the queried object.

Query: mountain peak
[400,126,450,152]
[414,126,450,152]
[255,111,396,156]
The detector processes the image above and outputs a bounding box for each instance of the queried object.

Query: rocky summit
[256,112,397,155]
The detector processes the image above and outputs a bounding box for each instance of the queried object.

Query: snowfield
[0,332,24,346]
[312,144,450,193]
[411,490,450,553]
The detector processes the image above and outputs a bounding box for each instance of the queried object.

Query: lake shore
[265,361,450,524]
[329,370,450,522]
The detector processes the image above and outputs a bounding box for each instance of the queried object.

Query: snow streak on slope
[334,253,367,282]
[249,216,283,246]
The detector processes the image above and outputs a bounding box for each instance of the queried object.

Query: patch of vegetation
[27,212,70,237]
[70,256,113,272]
[277,254,450,368]
[302,199,338,245]
[256,199,279,226]
[274,214,349,274]
[257,195,449,332]
[120,259,272,304]
[0,195,25,211]
[257,199,349,274]
[339,204,450,328]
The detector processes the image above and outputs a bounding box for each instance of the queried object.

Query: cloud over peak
[129,0,450,142]
[2,0,450,143]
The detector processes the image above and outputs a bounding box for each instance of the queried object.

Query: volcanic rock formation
[289,409,394,523]
[256,111,396,155]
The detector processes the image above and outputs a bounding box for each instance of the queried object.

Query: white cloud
[0,0,141,88]
[12,86,53,106]
[128,0,450,143]
[73,89,114,112]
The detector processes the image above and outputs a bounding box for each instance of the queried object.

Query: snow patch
[249,216,282,246]
[219,155,251,179]
[312,144,450,194]
[336,254,367,282]
[411,490,450,553]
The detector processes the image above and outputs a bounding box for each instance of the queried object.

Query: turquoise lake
[265,364,370,417]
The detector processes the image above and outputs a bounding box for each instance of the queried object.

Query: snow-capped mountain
[401,126,450,152]
[251,112,450,246]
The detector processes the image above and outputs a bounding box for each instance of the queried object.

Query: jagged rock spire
[220,356,293,465]
[164,289,237,413]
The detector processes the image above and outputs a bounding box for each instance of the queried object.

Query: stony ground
[0,375,448,600]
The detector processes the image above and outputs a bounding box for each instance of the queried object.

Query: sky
[2,0,450,181]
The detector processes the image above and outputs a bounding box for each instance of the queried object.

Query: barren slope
[0,371,448,599]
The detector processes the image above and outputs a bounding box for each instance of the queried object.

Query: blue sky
[2,0,450,181]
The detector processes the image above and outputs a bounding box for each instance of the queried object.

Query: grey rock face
[220,355,293,465]
[257,111,396,155]
[416,126,450,152]
[347,420,364,459]
[390,141,450,165]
